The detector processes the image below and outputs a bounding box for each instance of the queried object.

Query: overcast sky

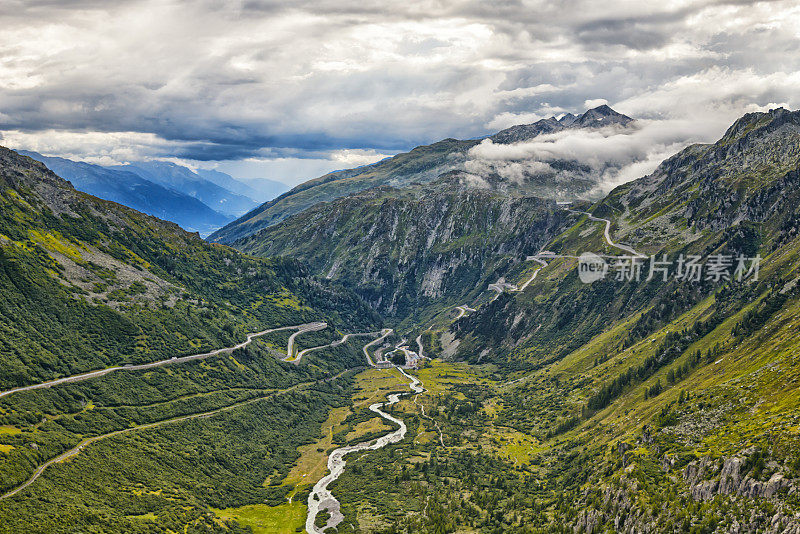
[1,0,799,185]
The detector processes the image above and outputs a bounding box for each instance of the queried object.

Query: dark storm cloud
[1,0,799,173]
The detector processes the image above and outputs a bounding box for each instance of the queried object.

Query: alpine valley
[2,105,800,534]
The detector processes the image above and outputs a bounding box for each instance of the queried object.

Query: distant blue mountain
[109,161,259,217]
[20,152,231,236]
[195,169,288,203]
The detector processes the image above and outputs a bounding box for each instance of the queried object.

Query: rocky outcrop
[619,107,800,245]
[571,462,800,534]
[683,454,795,501]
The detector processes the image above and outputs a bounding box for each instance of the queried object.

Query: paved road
[282,322,329,362]
[289,330,387,365]
[0,324,319,401]
[453,305,476,320]
[488,279,518,301]
[361,328,393,367]
[517,257,548,291]
[0,368,358,502]
[567,209,646,257]
[483,208,643,302]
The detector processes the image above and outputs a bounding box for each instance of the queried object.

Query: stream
[305,367,423,533]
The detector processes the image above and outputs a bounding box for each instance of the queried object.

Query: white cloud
[329,149,394,168]
[583,98,608,109]
[466,116,722,192]
[0,129,185,164]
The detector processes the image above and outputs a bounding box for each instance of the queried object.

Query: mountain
[235,179,571,327]
[19,152,231,236]
[0,145,381,531]
[0,146,377,388]
[231,108,800,532]
[449,107,800,365]
[4,108,800,533]
[209,105,635,244]
[109,161,259,217]
[195,168,289,202]
[488,104,633,144]
[401,107,800,531]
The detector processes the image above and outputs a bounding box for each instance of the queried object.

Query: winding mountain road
[361,328,394,366]
[0,368,360,502]
[453,305,476,320]
[1,204,646,515]
[0,324,322,401]
[282,322,329,362]
[517,257,548,291]
[0,321,402,501]
[567,209,646,258]
[290,330,389,364]
[479,207,643,304]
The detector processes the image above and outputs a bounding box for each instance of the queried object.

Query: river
[305,367,423,533]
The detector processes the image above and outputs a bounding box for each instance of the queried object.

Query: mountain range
[2,106,800,532]
[20,152,288,237]
[227,106,800,531]
[209,104,635,244]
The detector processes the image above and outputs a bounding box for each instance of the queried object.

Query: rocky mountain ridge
[209,105,635,244]
[489,104,633,144]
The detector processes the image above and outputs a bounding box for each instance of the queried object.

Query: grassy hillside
[0,147,379,389]
[0,146,386,532]
[393,106,800,531]
[193,107,800,533]
[209,138,479,244]
[3,107,800,533]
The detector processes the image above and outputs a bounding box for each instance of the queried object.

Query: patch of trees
[585,311,725,415]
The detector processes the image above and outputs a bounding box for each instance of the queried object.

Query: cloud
[584,98,608,109]
[464,158,555,186]
[0,0,799,185]
[466,116,721,193]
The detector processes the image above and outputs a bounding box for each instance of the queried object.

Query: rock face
[684,454,794,501]
[569,452,800,534]
[616,107,800,244]
[234,186,570,322]
[489,104,633,144]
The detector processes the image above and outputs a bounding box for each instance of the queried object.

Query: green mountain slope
[396,106,800,531]
[0,147,378,389]
[0,146,387,532]
[210,138,480,244]
[219,108,800,533]
[4,106,800,533]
